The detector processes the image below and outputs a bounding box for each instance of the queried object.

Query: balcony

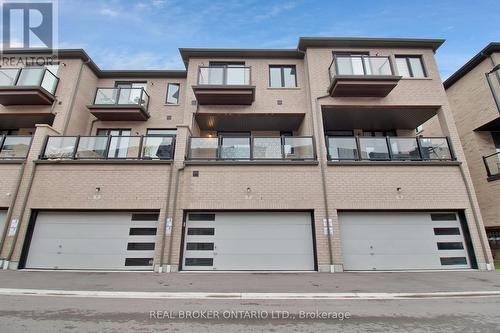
[483,152,500,181]
[41,135,175,161]
[326,136,454,162]
[87,88,150,121]
[192,66,255,105]
[187,136,316,161]
[328,55,401,97]
[0,135,32,160]
[0,67,59,105]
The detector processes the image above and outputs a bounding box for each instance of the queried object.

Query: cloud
[254,1,299,21]
[98,7,120,17]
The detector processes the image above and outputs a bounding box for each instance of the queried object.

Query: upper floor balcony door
[202,62,248,86]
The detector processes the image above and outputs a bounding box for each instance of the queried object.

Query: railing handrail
[483,151,500,159]
[93,87,150,108]
[41,135,175,160]
[326,135,454,161]
[0,67,59,94]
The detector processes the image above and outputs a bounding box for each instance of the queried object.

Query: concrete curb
[1,288,500,300]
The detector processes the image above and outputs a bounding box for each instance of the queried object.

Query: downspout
[4,162,38,265]
[62,59,89,135]
[0,161,27,257]
[458,163,494,269]
[299,48,334,268]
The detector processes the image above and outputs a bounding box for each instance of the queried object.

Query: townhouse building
[422,42,500,259]
[0,37,494,273]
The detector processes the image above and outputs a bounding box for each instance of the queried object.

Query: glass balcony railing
[483,152,500,178]
[187,136,316,160]
[0,135,32,159]
[0,67,59,94]
[41,135,175,160]
[326,136,454,161]
[328,55,394,80]
[197,66,251,86]
[93,88,150,110]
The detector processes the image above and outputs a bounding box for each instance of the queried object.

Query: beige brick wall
[428,55,500,229]
[0,164,24,208]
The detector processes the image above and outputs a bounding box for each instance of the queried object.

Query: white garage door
[339,212,471,271]
[182,212,315,271]
[25,211,159,270]
[0,210,6,242]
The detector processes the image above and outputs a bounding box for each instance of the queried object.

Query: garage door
[25,211,159,270]
[339,212,471,270]
[182,212,315,271]
[0,210,6,242]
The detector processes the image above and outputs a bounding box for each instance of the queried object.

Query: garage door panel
[26,211,158,270]
[183,212,314,271]
[217,239,312,254]
[214,254,314,271]
[339,212,471,271]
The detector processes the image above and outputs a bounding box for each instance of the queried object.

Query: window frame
[146,129,177,136]
[269,65,297,88]
[395,55,427,78]
[165,83,181,105]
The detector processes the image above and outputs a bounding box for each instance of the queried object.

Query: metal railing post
[72,136,80,160]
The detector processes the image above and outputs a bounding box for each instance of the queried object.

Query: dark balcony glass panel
[419,138,453,160]
[327,137,358,160]
[0,136,32,159]
[389,137,421,160]
[359,137,390,160]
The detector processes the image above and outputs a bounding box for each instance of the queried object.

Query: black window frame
[269,65,297,88]
[395,55,427,78]
[165,83,180,105]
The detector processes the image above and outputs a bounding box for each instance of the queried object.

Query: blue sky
[57,0,499,79]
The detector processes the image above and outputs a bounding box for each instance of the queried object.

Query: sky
[56,0,499,79]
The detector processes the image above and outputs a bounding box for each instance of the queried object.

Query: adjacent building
[422,42,500,259]
[0,37,494,273]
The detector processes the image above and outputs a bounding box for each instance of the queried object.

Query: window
[185,258,213,266]
[431,213,457,221]
[437,242,464,250]
[129,228,157,236]
[395,56,426,78]
[362,130,396,137]
[131,213,159,221]
[440,257,467,266]
[166,83,180,104]
[186,243,215,251]
[147,129,177,136]
[124,258,153,266]
[187,228,215,236]
[269,65,297,88]
[434,227,460,236]
[96,129,131,136]
[127,242,155,251]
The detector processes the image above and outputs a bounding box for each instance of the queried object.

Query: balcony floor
[87,105,150,121]
[192,85,255,105]
[329,75,401,97]
[0,86,55,106]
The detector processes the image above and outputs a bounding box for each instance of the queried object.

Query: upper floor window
[395,56,426,78]
[269,65,297,88]
[115,82,147,89]
[97,129,131,136]
[147,129,177,136]
[166,83,180,104]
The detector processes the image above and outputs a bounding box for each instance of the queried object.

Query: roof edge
[297,37,445,52]
[179,48,303,66]
[1,48,187,78]
[443,42,500,89]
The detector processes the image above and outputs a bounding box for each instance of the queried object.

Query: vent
[131,213,159,221]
